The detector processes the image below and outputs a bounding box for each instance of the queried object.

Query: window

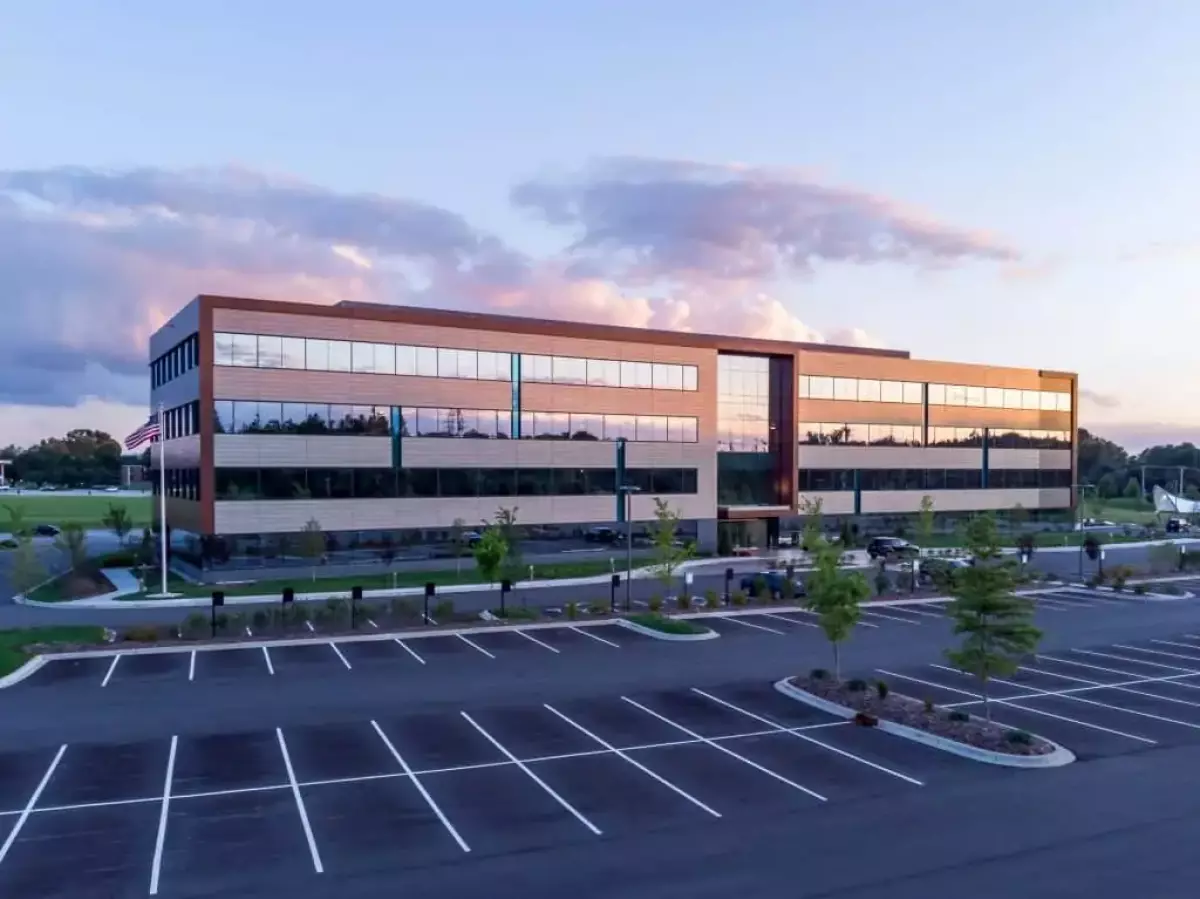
[257,335,284,369]
[926,383,1075,412]
[799,421,921,446]
[857,379,881,402]
[306,339,330,372]
[281,337,306,370]
[833,378,858,401]
[512,411,698,442]
[327,341,352,372]
[553,356,587,385]
[799,375,922,404]
[231,334,258,367]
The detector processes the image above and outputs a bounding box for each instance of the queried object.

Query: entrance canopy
[1153,485,1200,515]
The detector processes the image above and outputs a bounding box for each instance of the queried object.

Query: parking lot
[0,676,1000,897]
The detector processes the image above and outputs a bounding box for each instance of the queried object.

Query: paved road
[5,593,1200,896]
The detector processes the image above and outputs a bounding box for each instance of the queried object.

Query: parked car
[915,556,973,587]
[33,524,60,537]
[585,526,620,543]
[1166,518,1191,534]
[867,537,920,560]
[740,569,806,598]
[457,530,483,547]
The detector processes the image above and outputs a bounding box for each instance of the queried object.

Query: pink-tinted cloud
[0,160,1017,415]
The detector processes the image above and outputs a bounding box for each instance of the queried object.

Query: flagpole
[158,402,168,596]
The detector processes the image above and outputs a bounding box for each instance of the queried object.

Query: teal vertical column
[511,353,521,438]
[981,429,990,488]
[615,438,627,522]
[390,406,403,469]
[853,469,862,516]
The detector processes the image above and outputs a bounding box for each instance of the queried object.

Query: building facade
[148,295,1077,571]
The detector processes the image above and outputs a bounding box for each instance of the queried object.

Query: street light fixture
[1074,482,1097,579]
[617,484,641,611]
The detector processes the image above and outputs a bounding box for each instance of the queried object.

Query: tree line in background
[1078,428,1200,500]
[0,429,145,487]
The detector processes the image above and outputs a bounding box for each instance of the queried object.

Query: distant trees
[0,430,123,487]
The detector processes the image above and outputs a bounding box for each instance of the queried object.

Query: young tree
[1009,503,1029,534]
[10,537,47,598]
[296,518,326,582]
[945,514,1042,720]
[805,537,869,679]
[54,522,88,572]
[649,498,695,600]
[472,524,508,586]
[379,533,399,589]
[799,496,823,552]
[3,504,29,539]
[101,503,133,548]
[916,495,935,548]
[1123,477,1143,500]
[135,526,156,587]
[493,506,524,582]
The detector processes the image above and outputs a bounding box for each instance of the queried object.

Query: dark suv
[867,537,919,560]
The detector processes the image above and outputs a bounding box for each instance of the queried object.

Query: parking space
[876,631,1200,760]
[0,677,1008,896]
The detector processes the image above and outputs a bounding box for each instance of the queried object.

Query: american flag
[124,413,161,450]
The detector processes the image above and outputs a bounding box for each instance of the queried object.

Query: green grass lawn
[0,494,152,529]
[0,626,107,676]
[120,557,627,600]
[1090,499,1161,524]
[26,568,116,603]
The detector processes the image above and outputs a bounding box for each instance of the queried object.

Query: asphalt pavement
[6,593,1200,897]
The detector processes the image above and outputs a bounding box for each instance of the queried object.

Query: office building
[148,295,1076,572]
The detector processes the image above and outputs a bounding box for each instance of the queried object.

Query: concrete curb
[0,656,47,689]
[617,618,720,642]
[773,677,1075,769]
[1049,583,1195,601]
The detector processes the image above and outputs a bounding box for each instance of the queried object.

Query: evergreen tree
[945,514,1041,720]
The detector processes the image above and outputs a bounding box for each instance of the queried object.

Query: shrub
[847,678,868,692]
[588,599,609,616]
[677,593,692,611]
[647,595,663,613]
[1110,565,1133,591]
[213,613,229,633]
[433,599,454,620]
[873,569,890,596]
[853,711,878,727]
[287,603,311,626]
[1006,729,1034,747]
[704,589,720,609]
[181,612,208,639]
[389,597,417,620]
[876,679,889,700]
[251,609,270,631]
[731,590,748,607]
[751,575,766,597]
[97,550,139,567]
[810,667,830,680]
[1086,575,1102,589]
[948,710,970,723]
[123,625,159,642]
[325,597,349,620]
[780,579,795,601]
[923,697,935,714]
[1133,583,1148,595]
[566,601,579,621]
[1159,583,1183,596]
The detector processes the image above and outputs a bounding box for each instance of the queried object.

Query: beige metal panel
[163,498,205,533]
[150,367,201,412]
[626,442,712,468]
[988,449,1073,470]
[213,435,391,468]
[400,438,615,468]
[929,407,1072,430]
[213,308,715,366]
[796,350,1074,392]
[149,435,201,468]
[796,400,924,426]
[214,491,713,534]
[150,297,201,358]
[213,367,513,408]
[862,488,1071,514]
[797,446,982,470]
[796,492,856,515]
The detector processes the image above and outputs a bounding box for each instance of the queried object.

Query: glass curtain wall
[717,355,776,505]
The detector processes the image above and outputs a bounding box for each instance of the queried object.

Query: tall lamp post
[1074,482,1097,578]
[618,484,641,611]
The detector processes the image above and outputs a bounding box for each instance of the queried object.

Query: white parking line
[1150,639,1200,657]
[877,668,1159,744]
[188,651,196,682]
[720,616,787,635]
[394,639,426,665]
[891,605,943,620]
[305,620,315,632]
[367,619,378,629]
[569,626,620,648]
[543,704,722,818]
[275,729,324,873]
[329,643,352,670]
[1034,653,1200,691]
[460,712,602,835]
[859,609,920,625]
[761,612,821,629]
[515,630,560,654]
[456,634,495,659]
[690,688,924,787]
[244,627,252,637]
[370,721,470,852]
[1019,664,1200,710]
[1110,645,1200,668]
[262,646,276,676]
[101,655,121,687]
[931,664,1200,732]
[621,696,827,801]
[148,735,177,895]
[1030,596,1073,611]
[0,744,66,866]
[1071,647,1198,671]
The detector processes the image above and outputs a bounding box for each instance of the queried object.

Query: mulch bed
[792,674,1055,757]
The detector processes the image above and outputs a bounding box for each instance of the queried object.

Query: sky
[2,0,1198,453]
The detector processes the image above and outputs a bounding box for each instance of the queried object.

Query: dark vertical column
[390,407,403,469]
[768,355,796,507]
[197,297,215,536]
[921,382,930,446]
[615,438,627,522]
[853,469,862,516]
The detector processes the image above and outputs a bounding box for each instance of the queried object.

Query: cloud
[1079,388,1121,409]
[0,159,1016,440]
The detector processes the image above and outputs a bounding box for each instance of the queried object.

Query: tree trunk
[832,642,841,681]
[981,676,991,721]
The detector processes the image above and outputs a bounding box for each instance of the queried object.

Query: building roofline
[196,294,912,360]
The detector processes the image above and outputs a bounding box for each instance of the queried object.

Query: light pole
[1074,482,1097,578]
[618,484,641,611]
